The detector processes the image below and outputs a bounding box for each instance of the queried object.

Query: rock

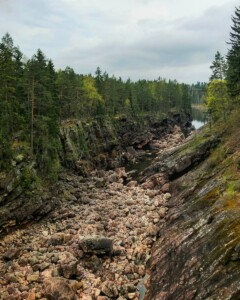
[42,230,49,237]
[79,236,113,255]
[83,255,102,271]
[119,283,136,295]
[116,167,127,178]
[127,293,136,299]
[125,199,135,206]
[107,173,119,183]
[59,252,78,279]
[2,248,21,261]
[94,289,101,298]
[127,181,138,187]
[95,177,105,188]
[159,207,167,218]
[101,281,118,298]
[81,295,92,300]
[141,181,154,190]
[26,274,39,282]
[26,291,36,300]
[161,183,170,193]
[43,277,76,300]
[163,193,171,200]
[146,225,159,236]
[48,233,64,246]
[38,262,50,271]
[174,155,191,173]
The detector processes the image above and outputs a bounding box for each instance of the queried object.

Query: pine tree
[24,50,60,177]
[226,6,240,98]
[0,33,18,135]
[209,51,227,81]
[95,66,103,95]
[0,33,27,169]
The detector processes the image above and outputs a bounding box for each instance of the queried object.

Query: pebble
[26,274,39,282]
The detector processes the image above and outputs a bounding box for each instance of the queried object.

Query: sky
[0,0,238,83]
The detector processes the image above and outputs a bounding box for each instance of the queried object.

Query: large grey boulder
[78,236,113,255]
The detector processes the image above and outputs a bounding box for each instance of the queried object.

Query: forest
[1,6,239,179]
[0,33,205,177]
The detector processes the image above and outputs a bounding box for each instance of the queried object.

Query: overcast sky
[0,0,238,83]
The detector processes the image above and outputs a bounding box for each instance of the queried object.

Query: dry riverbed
[0,126,187,300]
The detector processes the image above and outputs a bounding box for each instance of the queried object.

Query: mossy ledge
[146,112,240,300]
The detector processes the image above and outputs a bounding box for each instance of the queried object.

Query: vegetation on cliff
[0,32,206,177]
[207,6,240,122]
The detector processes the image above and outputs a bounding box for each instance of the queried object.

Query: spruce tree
[210,51,227,81]
[226,6,240,98]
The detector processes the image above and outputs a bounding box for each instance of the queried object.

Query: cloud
[0,0,238,83]
[54,1,237,82]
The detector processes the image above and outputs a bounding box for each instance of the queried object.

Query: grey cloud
[0,0,238,83]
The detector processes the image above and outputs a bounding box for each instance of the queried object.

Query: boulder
[2,248,21,261]
[59,252,78,279]
[43,277,76,300]
[79,236,113,255]
[101,281,119,298]
[48,233,64,246]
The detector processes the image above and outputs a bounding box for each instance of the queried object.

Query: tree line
[207,6,240,121]
[0,33,204,176]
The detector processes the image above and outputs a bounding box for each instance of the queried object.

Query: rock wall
[0,112,191,233]
[59,112,192,175]
[0,156,59,234]
[146,125,240,299]
[0,119,190,299]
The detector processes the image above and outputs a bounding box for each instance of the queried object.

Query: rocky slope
[146,116,240,299]
[3,111,239,300]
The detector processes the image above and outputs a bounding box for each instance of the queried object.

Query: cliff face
[0,150,59,234]
[0,113,191,233]
[146,118,240,300]
[60,119,119,173]
[59,113,192,174]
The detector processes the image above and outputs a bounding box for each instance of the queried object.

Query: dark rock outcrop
[59,113,192,175]
[0,159,59,233]
[79,236,113,255]
[141,133,220,181]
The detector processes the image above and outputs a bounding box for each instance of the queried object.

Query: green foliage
[205,144,226,171]
[226,182,235,199]
[81,76,105,116]
[206,80,229,121]
[0,133,13,171]
[0,32,202,177]
[78,124,89,157]
[124,98,131,113]
[189,82,207,106]
[21,166,41,197]
[209,51,227,81]
[226,6,240,98]
[21,167,35,189]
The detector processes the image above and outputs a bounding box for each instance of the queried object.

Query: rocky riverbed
[0,126,187,299]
